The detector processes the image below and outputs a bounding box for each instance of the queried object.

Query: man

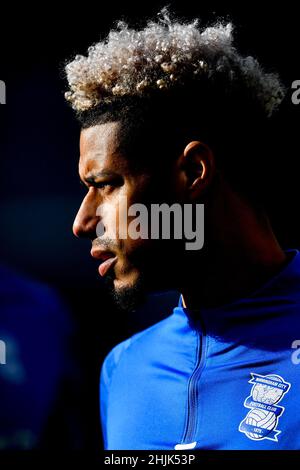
[65,9,300,449]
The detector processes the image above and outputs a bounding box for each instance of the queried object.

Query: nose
[73,190,100,239]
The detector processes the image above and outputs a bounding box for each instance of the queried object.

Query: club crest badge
[239,373,291,442]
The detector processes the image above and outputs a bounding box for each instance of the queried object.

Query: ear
[182,140,215,198]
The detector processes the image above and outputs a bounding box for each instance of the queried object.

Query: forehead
[79,121,125,174]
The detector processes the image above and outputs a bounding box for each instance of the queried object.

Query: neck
[181,179,287,310]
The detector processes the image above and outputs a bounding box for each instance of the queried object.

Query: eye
[94,177,123,190]
[79,176,123,191]
[79,180,113,190]
[94,181,112,189]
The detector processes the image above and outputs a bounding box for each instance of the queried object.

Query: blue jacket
[100,249,300,449]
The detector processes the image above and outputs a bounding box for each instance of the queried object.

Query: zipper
[180,317,207,446]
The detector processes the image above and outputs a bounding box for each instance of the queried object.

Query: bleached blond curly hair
[65,8,285,117]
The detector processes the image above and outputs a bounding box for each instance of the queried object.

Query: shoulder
[100,314,174,387]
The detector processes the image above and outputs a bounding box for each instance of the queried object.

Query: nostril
[73,215,99,239]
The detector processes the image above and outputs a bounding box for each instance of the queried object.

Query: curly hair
[64,9,286,206]
[65,8,284,117]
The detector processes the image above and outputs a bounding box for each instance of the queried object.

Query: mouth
[91,248,117,277]
[98,255,117,277]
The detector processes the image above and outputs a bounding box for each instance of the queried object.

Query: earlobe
[183,140,215,196]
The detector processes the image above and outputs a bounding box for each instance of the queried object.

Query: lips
[98,256,117,277]
[91,248,117,277]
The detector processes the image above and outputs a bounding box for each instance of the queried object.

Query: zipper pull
[174,441,197,450]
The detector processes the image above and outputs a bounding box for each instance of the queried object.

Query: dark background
[0,0,299,453]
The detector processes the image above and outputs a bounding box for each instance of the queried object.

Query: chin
[113,265,141,289]
[112,282,146,312]
[104,270,146,312]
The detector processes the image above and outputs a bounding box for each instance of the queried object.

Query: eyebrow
[82,170,120,185]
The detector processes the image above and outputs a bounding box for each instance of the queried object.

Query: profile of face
[73,121,213,310]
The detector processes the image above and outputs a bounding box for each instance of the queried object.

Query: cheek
[115,193,131,240]
[125,235,151,252]
[97,202,118,240]
[104,185,148,241]
[97,188,130,240]
[116,237,153,276]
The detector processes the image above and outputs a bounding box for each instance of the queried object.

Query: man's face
[73,121,186,309]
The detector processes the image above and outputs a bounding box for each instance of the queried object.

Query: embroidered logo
[239,373,291,442]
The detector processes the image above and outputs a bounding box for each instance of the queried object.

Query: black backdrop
[0,0,300,453]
